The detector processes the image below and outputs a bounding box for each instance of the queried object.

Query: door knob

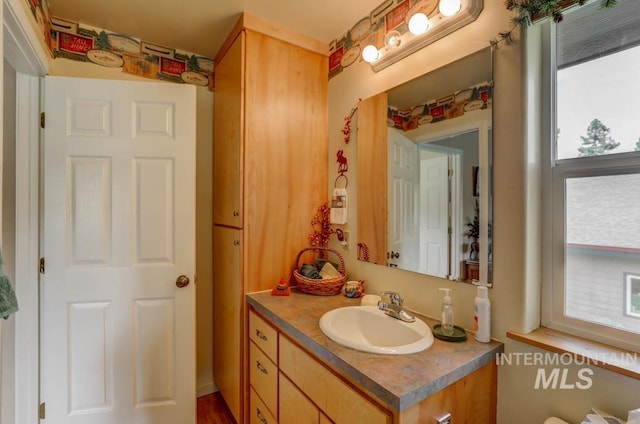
[176,275,190,288]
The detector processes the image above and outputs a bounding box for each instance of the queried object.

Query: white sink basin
[319,306,434,355]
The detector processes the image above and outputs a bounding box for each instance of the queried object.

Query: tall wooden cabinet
[212,14,328,423]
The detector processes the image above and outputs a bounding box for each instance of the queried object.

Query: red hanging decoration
[336,150,348,175]
[308,202,335,248]
[341,100,360,144]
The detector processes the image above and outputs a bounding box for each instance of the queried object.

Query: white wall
[49,59,216,397]
[327,2,640,423]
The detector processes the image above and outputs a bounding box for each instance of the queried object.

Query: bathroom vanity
[246,291,503,423]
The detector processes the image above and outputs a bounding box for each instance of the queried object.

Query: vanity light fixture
[364,0,483,71]
[408,12,430,35]
[362,44,380,63]
[439,0,462,17]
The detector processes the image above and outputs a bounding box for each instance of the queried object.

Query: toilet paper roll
[360,294,382,307]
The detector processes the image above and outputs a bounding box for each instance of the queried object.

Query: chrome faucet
[380,290,403,306]
[378,291,415,322]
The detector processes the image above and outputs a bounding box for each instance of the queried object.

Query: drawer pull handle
[256,360,268,375]
[233,211,240,217]
[256,407,268,424]
[255,329,268,341]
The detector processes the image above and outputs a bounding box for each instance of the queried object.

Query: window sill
[507,327,640,380]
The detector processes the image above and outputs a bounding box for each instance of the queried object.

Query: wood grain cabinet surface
[249,388,277,424]
[212,15,328,423]
[279,335,391,424]
[212,226,242,419]
[279,374,320,424]
[249,342,278,417]
[249,310,278,362]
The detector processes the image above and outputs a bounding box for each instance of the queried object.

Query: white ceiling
[47,0,382,58]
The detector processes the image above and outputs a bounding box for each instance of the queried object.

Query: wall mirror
[357,46,493,285]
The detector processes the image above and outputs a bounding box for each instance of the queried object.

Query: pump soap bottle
[474,285,491,343]
[439,288,454,336]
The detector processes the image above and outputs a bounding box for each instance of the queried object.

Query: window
[542,0,640,350]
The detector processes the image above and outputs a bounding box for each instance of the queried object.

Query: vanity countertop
[246,290,504,413]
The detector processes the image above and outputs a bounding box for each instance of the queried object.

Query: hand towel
[300,264,322,279]
[319,262,342,280]
[315,258,339,272]
[330,188,347,224]
[0,249,18,319]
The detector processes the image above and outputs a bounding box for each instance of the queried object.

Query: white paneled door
[419,152,449,278]
[41,76,196,424]
[388,132,418,270]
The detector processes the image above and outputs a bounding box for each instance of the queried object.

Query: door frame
[2,0,49,422]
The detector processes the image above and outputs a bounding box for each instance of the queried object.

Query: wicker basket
[292,247,347,296]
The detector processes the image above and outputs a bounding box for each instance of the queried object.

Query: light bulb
[384,30,402,49]
[439,0,461,16]
[362,45,379,63]
[408,12,430,35]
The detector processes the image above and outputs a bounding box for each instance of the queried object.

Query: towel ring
[334,174,348,189]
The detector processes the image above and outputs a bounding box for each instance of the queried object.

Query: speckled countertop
[246,290,504,413]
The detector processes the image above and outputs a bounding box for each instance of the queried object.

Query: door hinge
[39,257,45,274]
[38,402,45,419]
[448,168,453,178]
[40,112,45,129]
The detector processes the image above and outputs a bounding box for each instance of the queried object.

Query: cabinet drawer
[279,336,390,424]
[279,373,319,424]
[249,341,278,417]
[250,387,278,424]
[249,310,278,363]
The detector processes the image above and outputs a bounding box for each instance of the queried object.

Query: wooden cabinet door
[357,92,389,266]
[243,30,328,292]
[213,32,244,228]
[279,336,390,424]
[249,388,277,424]
[279,373,320,424]
[249,342,278,417]
[398,362,497,424]
[212,225,243,421]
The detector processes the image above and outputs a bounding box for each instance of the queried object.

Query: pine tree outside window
[577,119,620,157]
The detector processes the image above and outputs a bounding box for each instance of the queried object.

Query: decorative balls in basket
[292,247,347,296]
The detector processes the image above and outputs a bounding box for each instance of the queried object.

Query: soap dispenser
[438,288,454,336]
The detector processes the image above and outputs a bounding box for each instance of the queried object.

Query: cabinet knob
[233,210,240,217]
[256,407,268,424]
[256,360,268,375]
[233,240,240,246]
[255,329,268,341]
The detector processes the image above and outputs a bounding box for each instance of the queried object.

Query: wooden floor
[197,392,236,424]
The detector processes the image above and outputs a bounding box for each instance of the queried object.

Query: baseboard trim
[197,381,217,397]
